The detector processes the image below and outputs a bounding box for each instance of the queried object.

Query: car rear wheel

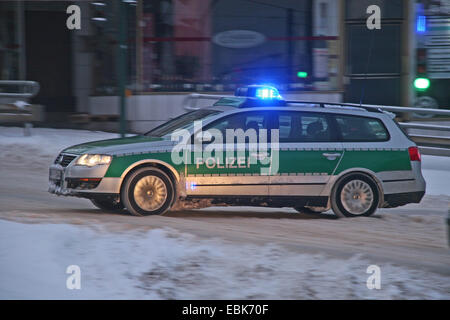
[90,198,124,212]
[121,167,175,216]
[331,173,379,218]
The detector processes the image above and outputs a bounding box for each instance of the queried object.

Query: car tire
[90,198,124,212]
[330,173,379,218]
[121,167,175,216]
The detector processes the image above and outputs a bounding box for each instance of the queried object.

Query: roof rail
[183,92,438,116]
[285,100,383,113]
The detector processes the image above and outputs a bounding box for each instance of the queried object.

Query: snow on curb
[0,127,117,167]
[0,219,448,299]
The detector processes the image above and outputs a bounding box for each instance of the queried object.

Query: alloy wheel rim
[340,179,374,215]
[133,176,167,211]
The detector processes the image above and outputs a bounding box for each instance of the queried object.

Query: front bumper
[48,161,121,197]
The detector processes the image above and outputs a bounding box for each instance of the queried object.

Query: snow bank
[0,127,117,168]
[0,220,448,299]
[421,155,450,196]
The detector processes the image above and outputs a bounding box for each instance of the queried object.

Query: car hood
[62,135,175,155]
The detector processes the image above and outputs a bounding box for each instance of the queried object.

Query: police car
[49,85,425,218]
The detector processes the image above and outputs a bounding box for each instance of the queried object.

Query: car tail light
[408,146,421,162]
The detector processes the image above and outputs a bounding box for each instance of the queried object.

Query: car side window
[200,111,268,144]
[271,111,333,142]
[335,115,389,142]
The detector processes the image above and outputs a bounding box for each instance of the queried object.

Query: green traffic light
[414,77,430,90]
[297,71,308,78]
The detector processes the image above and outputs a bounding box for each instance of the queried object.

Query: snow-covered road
[1,219,449,299]
[0,126,449,299]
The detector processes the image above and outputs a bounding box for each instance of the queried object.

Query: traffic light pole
[286,8,293,82]
[117,0,127,137]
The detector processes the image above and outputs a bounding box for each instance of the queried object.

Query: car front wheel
[330,173,379,218]
[121,167,175,216]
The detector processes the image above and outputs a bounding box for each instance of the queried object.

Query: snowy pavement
[1,219,449,299]
[0,126,449,299]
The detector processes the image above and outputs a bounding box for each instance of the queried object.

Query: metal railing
[183,93,235,111]
[352,103,450,157]
[0,80,42,136]
[182,93,450,157]
[0,80,40,99]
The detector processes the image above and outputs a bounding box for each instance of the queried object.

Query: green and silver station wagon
[49,85,425,218]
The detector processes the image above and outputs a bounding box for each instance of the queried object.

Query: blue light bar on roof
[235,85,283,100]
[255,87,282,99]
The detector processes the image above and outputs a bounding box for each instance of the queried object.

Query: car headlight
[75,154,112,167]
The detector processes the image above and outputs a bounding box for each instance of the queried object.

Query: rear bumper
[382,191,425,208]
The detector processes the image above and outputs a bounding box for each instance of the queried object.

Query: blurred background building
[0,0,449,133]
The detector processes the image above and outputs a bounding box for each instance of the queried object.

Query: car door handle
[250,152,269,160]
[322,153,341,159]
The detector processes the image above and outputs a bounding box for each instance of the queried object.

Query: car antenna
[359,30,376,106]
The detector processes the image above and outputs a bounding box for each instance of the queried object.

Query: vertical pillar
[286,8,294,83]
[402,0,416,109]
[117,0,128,137]
[399,0,416,121]
[136,0,143,92]
[338,0,345,95]
[16,0,26,80]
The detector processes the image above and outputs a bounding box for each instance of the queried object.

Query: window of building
[91,0,341,95]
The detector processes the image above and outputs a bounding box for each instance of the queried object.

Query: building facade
[1,0,445,132]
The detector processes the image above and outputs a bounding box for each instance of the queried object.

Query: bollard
[24,122,32,136]
[447,210,450,248]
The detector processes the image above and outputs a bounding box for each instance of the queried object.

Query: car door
[268,110,343,197]
[185,111,272,196]
[332,114,411,180]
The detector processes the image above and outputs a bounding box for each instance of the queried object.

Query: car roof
[207,103,388,119]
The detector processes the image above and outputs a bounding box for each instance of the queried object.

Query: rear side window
[269,111,335,142]
[335,115,389,142]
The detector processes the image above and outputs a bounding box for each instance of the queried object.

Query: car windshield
[144,109,222,137]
